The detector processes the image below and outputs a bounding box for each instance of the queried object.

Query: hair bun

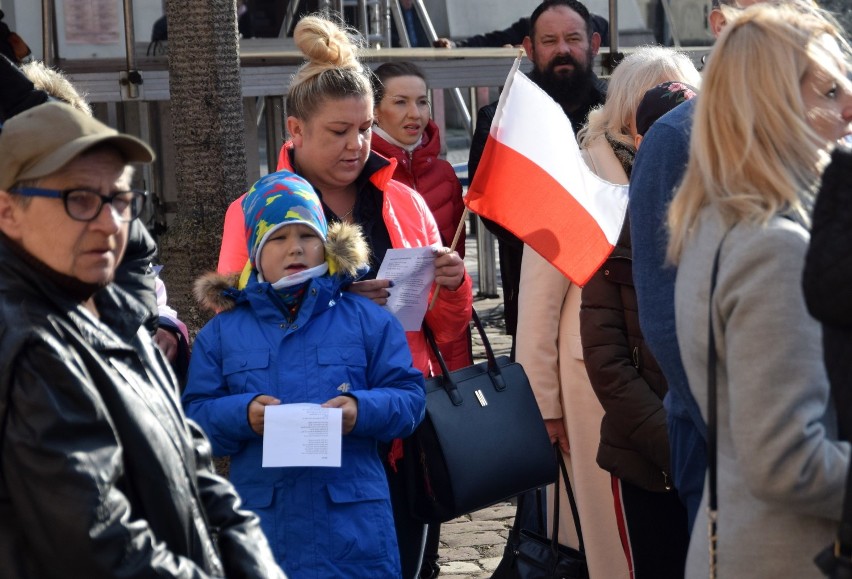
[294,15,359,70]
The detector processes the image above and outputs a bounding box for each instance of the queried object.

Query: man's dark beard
[530,53,595,112]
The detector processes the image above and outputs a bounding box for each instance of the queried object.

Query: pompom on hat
[239,170,328,288]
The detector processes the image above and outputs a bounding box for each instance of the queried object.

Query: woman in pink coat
[370,59,470,579]
[371,61,471,378]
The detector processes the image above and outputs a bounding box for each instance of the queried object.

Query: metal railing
[59,44,709,296]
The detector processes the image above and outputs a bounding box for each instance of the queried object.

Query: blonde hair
[578,46,701,149]
[22,61,92,116]
[667,3,851,263]
[285,14,373,120]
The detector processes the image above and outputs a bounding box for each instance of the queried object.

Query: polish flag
[465,57,629,287]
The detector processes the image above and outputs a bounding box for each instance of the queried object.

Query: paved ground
[428,220,517,579]
[433,503,516,578]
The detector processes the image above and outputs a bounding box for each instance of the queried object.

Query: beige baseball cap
[0,101,155,191]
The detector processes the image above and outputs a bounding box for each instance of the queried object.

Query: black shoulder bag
[492,448,589,579]
[405,309,557,523]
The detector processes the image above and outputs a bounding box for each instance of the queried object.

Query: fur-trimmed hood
[196,221,369,312]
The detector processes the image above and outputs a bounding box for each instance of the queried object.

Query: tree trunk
[160,0,246,335]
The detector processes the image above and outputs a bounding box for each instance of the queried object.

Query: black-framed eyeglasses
[10,187,147,223]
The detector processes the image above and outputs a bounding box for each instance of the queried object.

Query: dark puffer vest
[580,216,673,492]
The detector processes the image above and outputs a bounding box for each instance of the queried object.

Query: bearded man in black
[468,0,607,353]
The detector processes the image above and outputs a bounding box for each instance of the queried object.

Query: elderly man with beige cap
[0,101,285,578]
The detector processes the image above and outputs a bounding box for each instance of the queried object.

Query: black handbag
[492,449,589,579]
[404,309,557,524]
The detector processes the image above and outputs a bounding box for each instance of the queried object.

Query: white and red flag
[465,57,629,286]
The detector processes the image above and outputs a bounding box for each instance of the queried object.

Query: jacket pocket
[316,347,367,394]
[325,479,391,561]
[317,347,367,368]
[222,350,270,393]
[603,256,633,286]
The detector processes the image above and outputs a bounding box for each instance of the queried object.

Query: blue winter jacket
[628,98,706,531]
[183,272,426,578]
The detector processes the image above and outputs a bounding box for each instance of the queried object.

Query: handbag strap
[423,308,499,371]
[422,309,507,404]
[508,448,585,556]
[556,448,585,553]
[421,318,454,379]
[707,229,731,579]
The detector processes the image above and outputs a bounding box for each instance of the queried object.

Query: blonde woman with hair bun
[666,4,852,577]
[215,12,473,579]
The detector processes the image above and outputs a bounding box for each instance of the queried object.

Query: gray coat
[674,205,850,578]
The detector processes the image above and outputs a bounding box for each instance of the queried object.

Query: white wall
[584,0,646,29]
[666,0,714,44]
[440,0,540,38]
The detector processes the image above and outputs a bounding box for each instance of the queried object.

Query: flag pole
[427,206,470,311]
[426,50,524,312]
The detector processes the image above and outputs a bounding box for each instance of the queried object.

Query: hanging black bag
[492,449,589,579]
[405,309,557,523]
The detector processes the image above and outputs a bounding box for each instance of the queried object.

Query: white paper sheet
[262,404,342,468]
[375,246,436,331]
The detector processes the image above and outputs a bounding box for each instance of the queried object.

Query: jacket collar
[236,274,345,328]
[277,141,399,195]
[0,235,148,348]
[372,119,441,161]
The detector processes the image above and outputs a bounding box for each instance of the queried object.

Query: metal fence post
[475,215,499,298]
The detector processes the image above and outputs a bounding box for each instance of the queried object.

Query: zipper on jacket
[663,471,673,491]
[632,346,640,369]
[406,150,419,191]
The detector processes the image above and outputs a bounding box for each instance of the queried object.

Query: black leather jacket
[0,236,285,578]
[118,219,160,334]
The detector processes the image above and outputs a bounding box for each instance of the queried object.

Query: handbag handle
[511,448,585,557]
[422,309,506,406]
[552,448,585,554]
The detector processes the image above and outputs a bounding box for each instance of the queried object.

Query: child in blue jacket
[183,170,426,578]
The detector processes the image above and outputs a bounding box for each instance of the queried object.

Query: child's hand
[433,248,464,291]
[322,396,359,435]
[248,394,281,435]
[347,279,393,305]
[154,328,179,362]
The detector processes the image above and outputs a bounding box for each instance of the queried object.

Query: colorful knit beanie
[239,170,328,288]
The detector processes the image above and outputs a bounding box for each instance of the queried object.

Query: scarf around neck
[373,124,422,153]
[605,132,636,179]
